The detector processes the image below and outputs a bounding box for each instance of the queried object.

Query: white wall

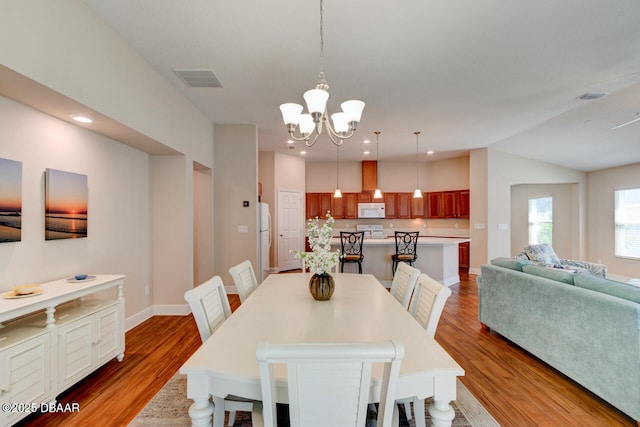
[214,125,258,288]
[0,1,215,324]
[0,97,151,316]
[587,163,640,277]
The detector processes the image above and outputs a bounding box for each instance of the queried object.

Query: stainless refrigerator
[258,202,271,282]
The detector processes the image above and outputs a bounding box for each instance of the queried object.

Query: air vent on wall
[173,69,223,88]
[578,92,607,100]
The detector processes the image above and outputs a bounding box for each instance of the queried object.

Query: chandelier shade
[279,0,365,147]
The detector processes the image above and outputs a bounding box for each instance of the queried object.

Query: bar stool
[391,231,419,276]
[339,231,365,274]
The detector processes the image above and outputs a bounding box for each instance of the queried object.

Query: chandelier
[279,0,365,147]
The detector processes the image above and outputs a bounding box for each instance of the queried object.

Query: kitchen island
[331,236,469,287]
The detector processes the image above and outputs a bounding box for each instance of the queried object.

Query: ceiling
[82,0,640,171]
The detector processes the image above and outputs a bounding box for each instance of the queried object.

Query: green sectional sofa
[478,259,640,423]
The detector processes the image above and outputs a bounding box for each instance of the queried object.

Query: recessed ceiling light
[300,150,307,155]
[71,115,93,124]
[363,151,370,155]
[287,139,294,144]
[363,139,371,144]
[427,150,434,155]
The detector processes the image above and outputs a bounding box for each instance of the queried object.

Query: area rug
[129,373,500,426]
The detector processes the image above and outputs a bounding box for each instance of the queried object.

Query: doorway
[277,189,304,271]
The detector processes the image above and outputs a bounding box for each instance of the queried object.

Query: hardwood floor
[16,276,635,427]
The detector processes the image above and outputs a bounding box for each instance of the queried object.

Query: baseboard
[125,304,190,332]
[125,306,154,332]
[153,304,190,316]
[469,267,481,275]
[442,274,461,287]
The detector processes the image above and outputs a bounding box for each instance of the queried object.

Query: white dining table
[179,273,464,427]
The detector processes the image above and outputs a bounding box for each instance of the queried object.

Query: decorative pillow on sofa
[524,244,562,267]
[574,273,640,304]
[490,257,532,271]
[522,264,575,285]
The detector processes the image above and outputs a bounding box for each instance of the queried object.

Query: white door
[278,189,304,271]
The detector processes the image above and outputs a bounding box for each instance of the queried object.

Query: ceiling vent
[578,92,607,100]
[173,69,223,88]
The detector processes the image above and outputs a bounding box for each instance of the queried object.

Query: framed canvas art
[0,157,22,243]
[45,168,88,240]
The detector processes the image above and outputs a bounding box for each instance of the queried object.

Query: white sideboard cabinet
[0,275,125,426]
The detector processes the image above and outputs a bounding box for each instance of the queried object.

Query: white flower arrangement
[293,212,340,275]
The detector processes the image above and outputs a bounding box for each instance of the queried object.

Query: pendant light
[334,145,342,198]
[413,131,422,198]
[373,131,383,199]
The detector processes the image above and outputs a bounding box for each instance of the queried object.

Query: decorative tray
[2,289,44,299]
[66,275,97,283]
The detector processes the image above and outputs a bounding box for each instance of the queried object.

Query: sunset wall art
[45,168,88,240]
[0,157,22,243]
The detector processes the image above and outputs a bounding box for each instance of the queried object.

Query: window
[528,196,552,245]
[615,188,640,259]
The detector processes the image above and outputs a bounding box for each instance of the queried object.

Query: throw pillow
[524,244,562,267]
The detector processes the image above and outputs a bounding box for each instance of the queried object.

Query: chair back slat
[390,262,420,309]
[229,260,259,303]
[408,274,452,337]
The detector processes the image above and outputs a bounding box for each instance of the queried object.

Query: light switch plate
[238,225,249,233]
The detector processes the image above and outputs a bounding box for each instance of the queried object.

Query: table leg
[188,396,214,427]
[213,396,225,427]
[428,399,454,427]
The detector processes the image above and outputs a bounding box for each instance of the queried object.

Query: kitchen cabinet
[427,190,470,218]
[382,192,412,218]
[397,193,413,218]
[459,241,470,269]
[306,193,332,219]
[332,193,357,219]
[358,192,373,203]
[383,193,398,218]
[412,193,426,218]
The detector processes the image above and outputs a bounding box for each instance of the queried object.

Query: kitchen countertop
[330,236,470,246]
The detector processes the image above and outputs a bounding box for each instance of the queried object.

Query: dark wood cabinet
[427,190,470,219]
[412,193,426,218]
[459,241,470,269]
[358,192,373,203]
[383,193,398,218]
[397,193,412,218]
[306,193,332,219]
[340,193,358,219]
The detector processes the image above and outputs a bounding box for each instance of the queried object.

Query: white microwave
[357,203,385,219]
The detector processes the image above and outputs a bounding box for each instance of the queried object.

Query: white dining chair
[184,276,253,426]
[229,260,259,303]
[389,261,420,309]
[400,273,453,427]
[252,341,405,427]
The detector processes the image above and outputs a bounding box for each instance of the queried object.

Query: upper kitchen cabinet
[412,193,426,218]
[306,193,332,219]
[383,192,414,219]
[332,193,358,219]
[427,190,470,218]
